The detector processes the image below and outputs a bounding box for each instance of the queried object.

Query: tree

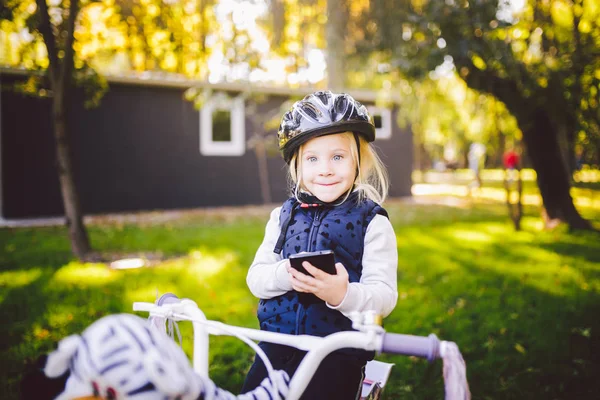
[38,0,94,257]
[357,0,599,230]
[387,74,522,170]
[115,0,230,78]
[1,0,224,258]
[4,0,93,258]
[325,0,348,90]
[1,0,115,258]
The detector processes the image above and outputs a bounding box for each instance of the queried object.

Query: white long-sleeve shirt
[246,207,398,318]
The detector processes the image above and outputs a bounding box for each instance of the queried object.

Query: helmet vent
[333,95,352,121]
[300,103,320,120]
[315,91,331,107]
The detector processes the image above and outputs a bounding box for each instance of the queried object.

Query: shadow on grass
[380,217,600,399]
[537,236,600,264]
[0,227,74,272]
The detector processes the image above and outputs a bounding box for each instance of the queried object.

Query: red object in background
[503,151,520,169]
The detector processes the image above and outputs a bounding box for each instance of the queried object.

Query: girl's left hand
[288,262,348,306]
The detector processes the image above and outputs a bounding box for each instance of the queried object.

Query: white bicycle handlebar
[133,297,448,400]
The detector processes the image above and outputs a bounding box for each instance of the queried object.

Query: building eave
[0,66,400,104]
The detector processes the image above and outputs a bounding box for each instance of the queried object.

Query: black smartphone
[289,250,336,276]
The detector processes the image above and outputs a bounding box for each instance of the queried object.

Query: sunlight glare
[497,0,526,23]
[261,58,288,84]
[19,28,34,43]
[110,258,146,270]
[206,0,326,85]
[306,49,326,84]
[186,249,235,277]
[448,229,493,244]
[208,50,225,83]
[287,73,300,86]
[0,269,43,289]
[53,262,118,286]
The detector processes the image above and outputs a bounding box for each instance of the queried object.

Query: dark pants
[242,342,366,400]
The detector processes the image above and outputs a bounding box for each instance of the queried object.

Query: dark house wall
[1,74,411,219]
[379,108,413,198]
[2,88,63,218]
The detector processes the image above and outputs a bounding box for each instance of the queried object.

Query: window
[212,110,232,142]
[200,93,245,156]
[367,106,392,140]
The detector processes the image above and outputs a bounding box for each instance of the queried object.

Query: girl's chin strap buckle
[274,197,325,254]
[300,203,321,208]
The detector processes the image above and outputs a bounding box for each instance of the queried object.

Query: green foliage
[356,0,600,165]
[1,194,599,399]
[393,75,522,165]
[1,0,268,80]
[1,0,110,107]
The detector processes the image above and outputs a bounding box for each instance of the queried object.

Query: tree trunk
[37,0,91,258]
[255,140,272,204]
[504,168,522,231]
[53,93,91,258]
[271,0,285,49]
[326,0,346,91]
[493,133,505,168]
[520,108,591,230]
[461,66,592,231]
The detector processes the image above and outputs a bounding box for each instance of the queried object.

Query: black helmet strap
[353,132,361,180]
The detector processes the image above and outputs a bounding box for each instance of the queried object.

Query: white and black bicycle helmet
[277,91,375,163]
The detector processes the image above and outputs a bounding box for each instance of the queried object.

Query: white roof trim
[0,67,400,104]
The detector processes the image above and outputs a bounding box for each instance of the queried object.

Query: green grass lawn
[1,193,599,399]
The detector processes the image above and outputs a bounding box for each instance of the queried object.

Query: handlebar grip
[156,292,180,306]
[381,333,440,362]
[146,293,181,329]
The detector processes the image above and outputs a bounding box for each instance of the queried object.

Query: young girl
[242,91,398,399]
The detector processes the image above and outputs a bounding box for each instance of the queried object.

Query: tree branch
[458,59,529,119]
[35,0,59,84]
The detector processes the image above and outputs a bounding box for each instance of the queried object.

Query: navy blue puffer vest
[257,193,387,340]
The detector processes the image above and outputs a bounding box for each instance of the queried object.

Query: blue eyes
[306,155,343,162]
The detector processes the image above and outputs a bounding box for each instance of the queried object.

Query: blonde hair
[288,132,389,204]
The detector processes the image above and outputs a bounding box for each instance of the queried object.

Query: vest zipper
[307,208,323,252]
[297,207,323,335]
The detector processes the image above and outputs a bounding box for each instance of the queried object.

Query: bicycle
[133,294,470,400]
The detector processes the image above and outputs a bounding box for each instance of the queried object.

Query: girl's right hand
[287,262,349,306]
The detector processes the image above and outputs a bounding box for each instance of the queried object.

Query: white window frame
[367,106,392,140]
[199,93,245,156]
